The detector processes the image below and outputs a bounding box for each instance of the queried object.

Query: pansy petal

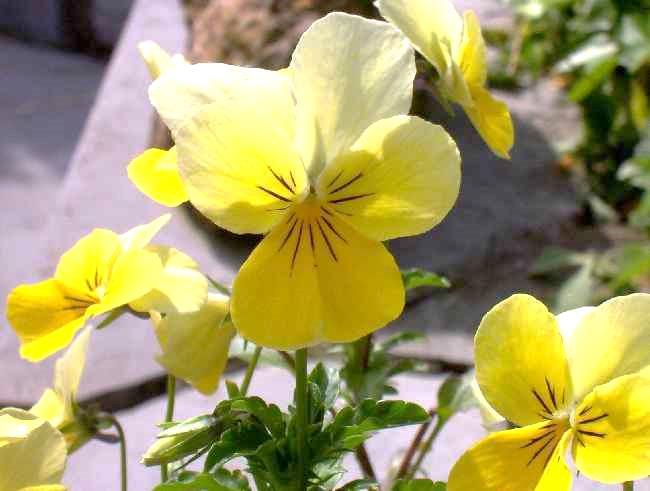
[376,0,462,75]
[54,229,122,295]
[152,293,235,394]
[564,293,650,401]
[537,430,573,491]
[458,11,487,86]
[89,248,163,316]
[138,41,186,80]
[30,326,91,428]
[316,116,460,241]
[0,409,67,490]
[573,370,650,483]
[130,246,208,314]
[463,84,514,159]
[150,63,295,135]
[7,279,91,361]
[231,209,404,349]
[290,12,415,176]
[127,147,188,207]
[448,421,570,491]
[119,214,170,251]
[475,294,572,426]
[175,101,309,234]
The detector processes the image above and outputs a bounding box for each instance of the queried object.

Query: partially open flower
[376,0,514,159]
[150,291,235,395]
[0,408,67,490]
[30,326,93,452]
[137,13,461,350]
[449,293,650,490]
[6,214,207,361]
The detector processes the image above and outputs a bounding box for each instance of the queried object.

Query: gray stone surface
[63,366,647,489]
[0,0,187,405]
[0,34,104,404]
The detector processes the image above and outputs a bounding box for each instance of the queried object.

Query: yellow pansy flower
[7,214,207,361]
[128,42,189,207]
[376,0,514,159]
[0,408,67,490]
[143,12,461,350]
[30,326,92,451]
[150,291,235,395]
[449,293,650,490]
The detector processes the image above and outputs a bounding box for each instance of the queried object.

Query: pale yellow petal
[138,41,187,80]
[130,246,208,314]
[152,293,235,394]
[475,294,572,426]
[127,147,188,207]
[231,205,404,349]
[175,100,309,234]
[375,0,462,75]
[290,12,415,176]
[30,390,65,429]
[54,228,122,295]
[564,293,650,401]
[572,370,650,483]
[463,84,514,159]
[89,248,163,316]
[448,421,570,491]
[316,115,460,241]
[458,10,487,87]
[119,214,171,251]
[0,409,66,490]
[7,279,92,361]
[150,63,295,135]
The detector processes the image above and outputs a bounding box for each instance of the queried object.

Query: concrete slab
[0,0,187,405]
[63,366,647,490]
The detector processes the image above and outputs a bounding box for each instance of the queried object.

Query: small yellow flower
[128,42,189,207]
[150,291,235,395]
[376,0,514,159]
[140,13,461,350]
[0,408,67,490]
[449,293,650,490]
[7,214,207,361]
[30,326,92,451]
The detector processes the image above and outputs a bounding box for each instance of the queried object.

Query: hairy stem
[396,408,437,478]
[295,348,309,491]
[161,374,176,483]
[240,346,262,396]
[101,414,127,491]
[406,417,444,479]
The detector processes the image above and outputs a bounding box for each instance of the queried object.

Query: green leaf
[401,268,451,291]
[230,397,286,439]
[609,243,650,289]
[436,372,478,423]
[307,363,341,419]
[530,247,587,275]
[226,380,242,399]
[327,399,429,450]
[568,56,618,102]
[553,257,598,313]
[204,418,271,471]
[336,479,378,490]
[393,479,446,491]
[143,415,219,466]
[154,472,248,490]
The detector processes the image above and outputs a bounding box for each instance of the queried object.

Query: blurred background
[0,0,648,487]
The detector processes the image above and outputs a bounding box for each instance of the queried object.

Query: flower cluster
[5,0,648,489]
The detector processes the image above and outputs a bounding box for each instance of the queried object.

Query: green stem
[240,346,262,396]
[161,375,176,483]
[623,482,634,491]
[294,348,309,491]
[102,414,127,491]
[406,417,445,479]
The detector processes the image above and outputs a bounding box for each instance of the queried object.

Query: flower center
[519,417,569,467]
[570,404,608,447]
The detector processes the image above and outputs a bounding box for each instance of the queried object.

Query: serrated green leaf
[401,269,451,291]
[393,479,446,491]
[230,397,286,439]
[154,472,245,490]
[204,418,271,471]
[307,363,341,419]
[157,415,217,439]
[436,373,478,423]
